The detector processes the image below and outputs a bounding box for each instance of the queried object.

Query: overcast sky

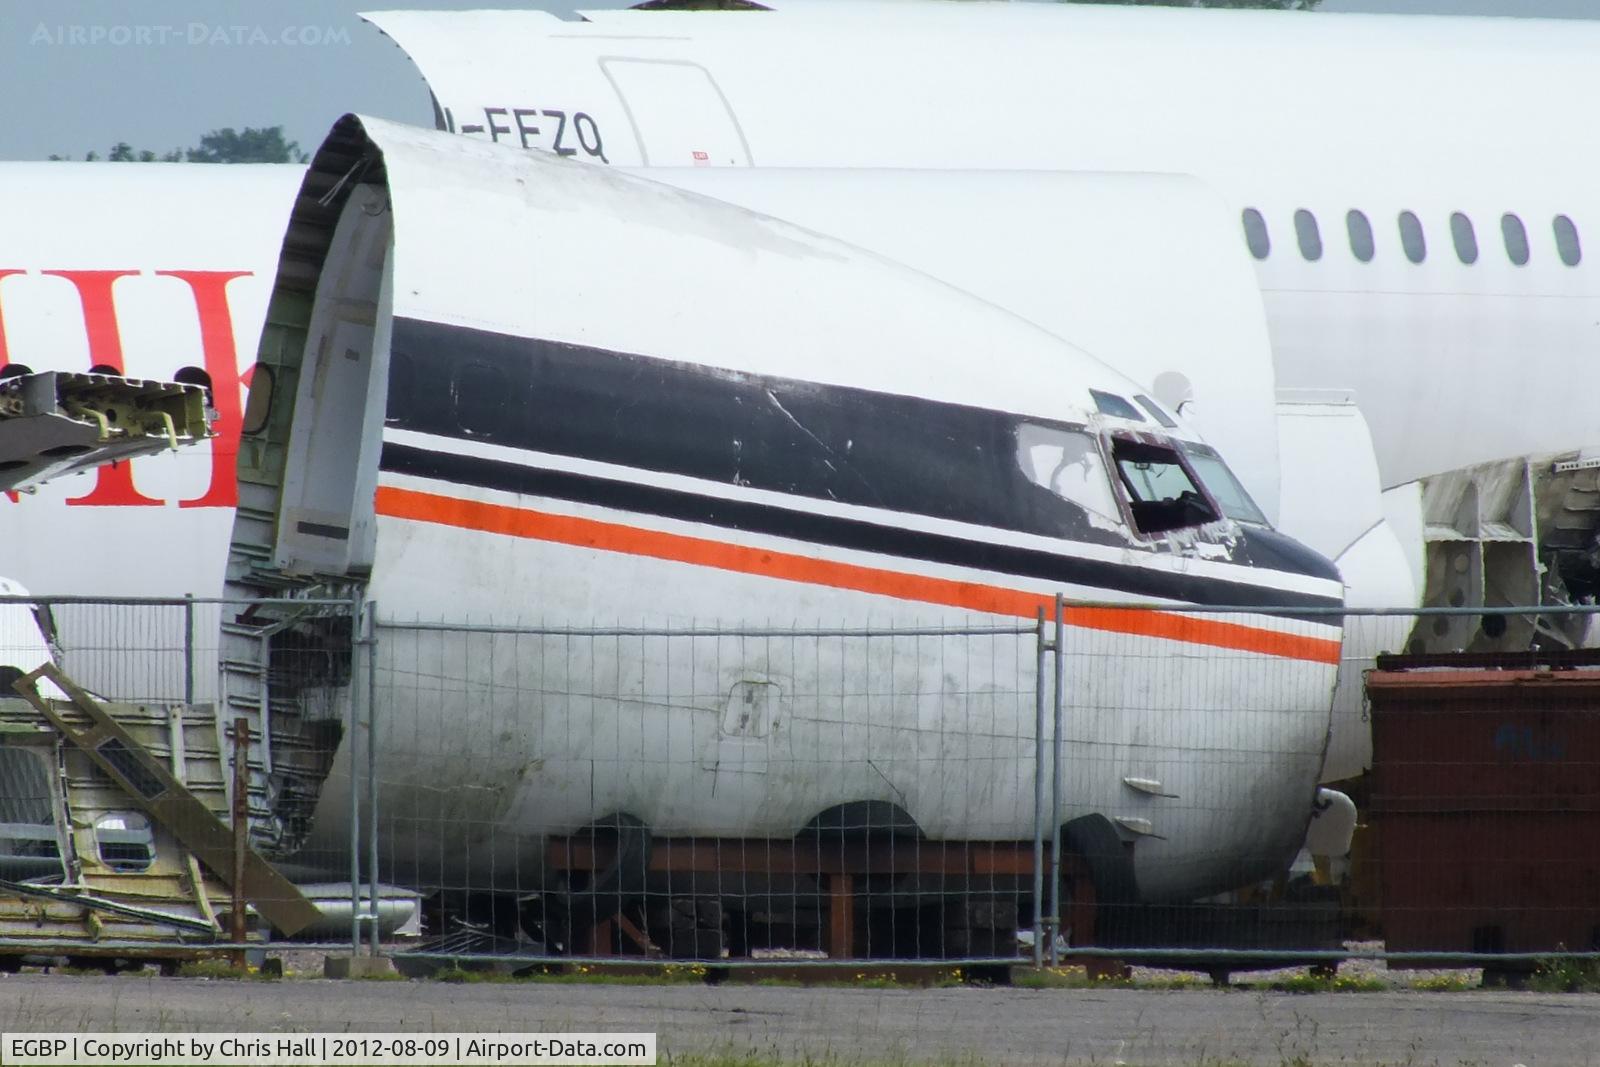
[2,0,1595,161]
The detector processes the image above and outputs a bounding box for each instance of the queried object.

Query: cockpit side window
[1181,444,1269,525]
[1089,389,1145,422]
[1014,423,1122,528]
[1109,437,1220,535]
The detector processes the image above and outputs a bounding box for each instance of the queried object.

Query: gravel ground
[2,970,1595,1066]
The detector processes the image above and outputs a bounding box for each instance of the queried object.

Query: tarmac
[3,972,1598,1066]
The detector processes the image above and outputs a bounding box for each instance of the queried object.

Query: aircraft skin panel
[0,164,303,605]
[344,502,1332,901]
[639,168,1285,526]
[362,4,1600,492]
[375,436,1339,611]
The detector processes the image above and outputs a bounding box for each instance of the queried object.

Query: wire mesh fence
[1,595,1598,978]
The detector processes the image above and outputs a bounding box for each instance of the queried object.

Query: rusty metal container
[1367,654,1600,957]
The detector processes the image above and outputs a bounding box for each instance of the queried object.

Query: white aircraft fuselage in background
[363,0,1600,493]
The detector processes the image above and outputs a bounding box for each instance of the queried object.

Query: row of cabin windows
[1242,208,1583,268]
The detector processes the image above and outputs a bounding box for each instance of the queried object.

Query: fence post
[1031,607,1049,969]
[348,593,363,957]
[183,594,195,706]
[365,600,380,956]
[1048,592,1065,967]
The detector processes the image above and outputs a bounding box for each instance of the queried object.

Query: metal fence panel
[1,595,1599,981]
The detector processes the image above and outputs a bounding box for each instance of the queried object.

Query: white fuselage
[365,1,1600,494]
[244,117,1343,902]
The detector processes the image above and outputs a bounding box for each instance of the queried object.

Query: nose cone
[1234,524,1345,592]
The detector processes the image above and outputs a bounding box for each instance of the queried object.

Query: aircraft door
[274,184,393,577]
[599,58,752,166]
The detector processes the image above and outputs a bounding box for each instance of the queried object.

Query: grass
[174,959,278,981]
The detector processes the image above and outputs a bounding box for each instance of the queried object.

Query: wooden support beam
[826,873,855,960]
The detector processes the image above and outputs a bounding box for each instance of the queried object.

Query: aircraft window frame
[1013,422,1125,533]
[1180,443,1269,526]
[1133,395,1179,429]
[1554,215,1582,267]
[1450,212,1478,265]
[1294,209,1323,261]
[1107,434,1222,537]
[1089,389,1145,422]
[1346,210,1375,263]
[93,811,154,873]
[1398,211,1427,264]
[1502,213,1530,266]
[1241,208,1271,260]
[452,360,516,439]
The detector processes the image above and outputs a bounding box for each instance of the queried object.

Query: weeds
[174,959,277,981]
[1250,971,1386,994]
[1529,955,1600,993]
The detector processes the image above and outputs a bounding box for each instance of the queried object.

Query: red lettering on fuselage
[0,269,24,365]
[158,271,252,509]
[0,268,254,509]
[40,270,161,506]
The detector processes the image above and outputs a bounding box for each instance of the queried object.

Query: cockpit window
[1181,443,1269,526]
[1133,395,1179,429]
[1089,389,1145,422]
[1014,423,1121,526]
[1110,438,1220,535]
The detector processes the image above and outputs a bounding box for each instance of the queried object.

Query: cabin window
[93,811,154,873]
[1014,424,1121,527]
[1133,395,1178,429]
[1181,443,1268,526]
[1554,215,1582,267]
[453,361,515,439]
[1398,211,1426,264]
[1241,208,1270,260]
[1450,212,1478,265]
[1089,389,1144,422]
[1294,209,1322,261]
[1346,210,1375,262]
[174,366,214,407]
[1110,437,1220,535]
[1502,213,1530,266]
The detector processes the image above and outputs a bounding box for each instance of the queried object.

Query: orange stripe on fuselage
[374,485,1342,665]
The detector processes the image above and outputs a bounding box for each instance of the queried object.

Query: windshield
[1109,437,1220,535]
[1181,444,1269,526]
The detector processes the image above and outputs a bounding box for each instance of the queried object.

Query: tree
[48,126,302,164]
[185,126,309,165]
[1063,0,1321,8]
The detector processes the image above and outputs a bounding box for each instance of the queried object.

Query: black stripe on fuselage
[384,315,1341,592]
[380,442,1342,618]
